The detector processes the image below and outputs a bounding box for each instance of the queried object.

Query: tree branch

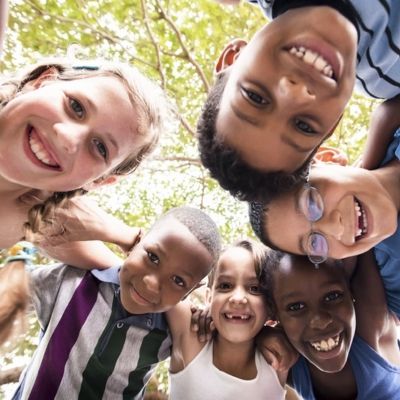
[140,0,166,88]
[155,0,210,92]
[24,0,158,71]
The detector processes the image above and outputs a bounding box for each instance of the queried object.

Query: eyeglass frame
[298,182,329,267]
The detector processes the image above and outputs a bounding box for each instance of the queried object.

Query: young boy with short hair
[12,206,221,400]
[199,0,400,200]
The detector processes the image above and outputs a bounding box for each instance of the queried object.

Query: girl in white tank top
[167,239,289,400]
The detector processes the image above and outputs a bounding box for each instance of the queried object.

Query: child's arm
[38,241,123,269]
[256,325,299,386]
[362,96,400,170]
[33,197,141,269]
[351,250,397,350]
[166,301,205,373]
[190,304,214,342]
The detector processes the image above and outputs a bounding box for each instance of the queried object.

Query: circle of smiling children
[1,0,400,399]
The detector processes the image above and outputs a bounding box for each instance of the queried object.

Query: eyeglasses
[298,184,329,267]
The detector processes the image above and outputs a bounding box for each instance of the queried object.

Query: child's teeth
[288,46,334,79]
[310,335,340,352]
[314,56,327,71]
[303,50,318,65]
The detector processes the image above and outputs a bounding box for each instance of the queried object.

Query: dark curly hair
[248,200,297,255]
[153,206,221,268]
[197,72,312,202]
[261,249,287,319]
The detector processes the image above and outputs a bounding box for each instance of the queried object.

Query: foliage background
[0,0,378,397]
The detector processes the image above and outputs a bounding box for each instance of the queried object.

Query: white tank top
[169,340,286,400]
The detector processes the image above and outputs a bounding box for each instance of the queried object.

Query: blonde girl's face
[210,246,268,344]
[0,75,141,192]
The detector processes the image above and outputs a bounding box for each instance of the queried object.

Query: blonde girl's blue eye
[92,138,108,160]
[69,97,85,119]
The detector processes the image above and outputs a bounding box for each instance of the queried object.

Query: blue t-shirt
[291,335,400,400]
[247,0,400,99]
[374,129,400,318]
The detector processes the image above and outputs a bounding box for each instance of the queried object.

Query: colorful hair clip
[72,64,99,71]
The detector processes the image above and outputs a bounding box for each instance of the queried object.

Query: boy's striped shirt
[13,264,171,400]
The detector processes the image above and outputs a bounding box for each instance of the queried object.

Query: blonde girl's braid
[23,189,87,243]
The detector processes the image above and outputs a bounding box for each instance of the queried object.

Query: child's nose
[54,122,87,154]
[314,210,351,244]
[143,274,160,294]
[309,309,333,331]
[277,76,316,106]
[229,288,248,305]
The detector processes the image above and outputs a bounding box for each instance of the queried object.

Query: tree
[0,0,377,397]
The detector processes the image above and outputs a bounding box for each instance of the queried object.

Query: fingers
[190,305,214,342]
[190,305,201,332]
[261,348,279,370]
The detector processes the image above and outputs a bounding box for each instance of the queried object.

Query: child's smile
[119,218,213,315]
[210,246,268,344]
[309,333,342,356]
[0,76,139,192]
[286,41,337,82]
[215,6,357,174]
[25,125,61,170]
[273,255,355,373]
[265,164,397,259]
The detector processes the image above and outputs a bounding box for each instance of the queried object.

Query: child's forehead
[215,251,257,277]
[278,255,348,285]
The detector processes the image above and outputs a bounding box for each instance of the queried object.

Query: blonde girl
[0,57,170,266]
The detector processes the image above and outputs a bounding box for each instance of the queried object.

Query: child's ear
[215,38,247,74]
[205,287,212,304]
[82,175,119,192]
[265,319,280,327]
[312,146,348,166]
[25,67,60,90]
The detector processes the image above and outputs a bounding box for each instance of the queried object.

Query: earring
[352,298,356,303]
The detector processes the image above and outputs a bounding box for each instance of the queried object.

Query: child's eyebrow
[104,132,119,152]
[280,291,304,303]
[152,242,166,258]
[215,273,233,280]
[231,103,261,127]
[281,135,314,154]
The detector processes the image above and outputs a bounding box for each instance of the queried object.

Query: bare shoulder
[167,301,206,373]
